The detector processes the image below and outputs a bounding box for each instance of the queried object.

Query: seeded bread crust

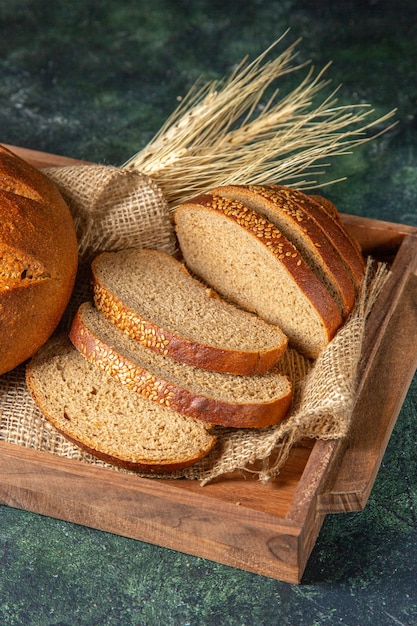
[310,193,364,259]
[175,194,343,358]
[26,335,216,473]
[0,145,78,375]
[310,194,341,221]
[92,248,288,375]
[69,302,293,428]
[210,184,356,318]
[268,185,365,289]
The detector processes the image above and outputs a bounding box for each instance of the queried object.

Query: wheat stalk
[124,36,396,208]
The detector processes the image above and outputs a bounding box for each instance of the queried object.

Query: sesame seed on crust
[184,193,343,336]
[209,184,358,318]
[68,303,292,429]
[92,278,286,376]
[268,185,365,288]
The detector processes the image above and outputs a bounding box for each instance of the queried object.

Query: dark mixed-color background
[1,1,416,624]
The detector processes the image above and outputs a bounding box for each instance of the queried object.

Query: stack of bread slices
[27,184,364,474]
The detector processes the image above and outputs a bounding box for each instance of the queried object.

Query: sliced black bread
[69,302,293,428]
[91,248,288,375]
[174,193,343,359]
[309,194,341,221]
[26,335,216,473]
[270,186,365,290]
[210,184,357,318]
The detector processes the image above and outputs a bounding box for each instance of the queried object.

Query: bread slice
[270,186,365,290]
[91,248,288,375]
[26,335,216,473]
[69,302,292,428]
[174,194,343,359]
[210,184,356,318]
[309,194,341,221]
[309,193,364,257]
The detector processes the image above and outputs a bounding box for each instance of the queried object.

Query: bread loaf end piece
[26,335,216,473]
[0,145,78,375]
[175,194,343,359]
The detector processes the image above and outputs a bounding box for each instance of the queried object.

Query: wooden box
[1,145,417,583]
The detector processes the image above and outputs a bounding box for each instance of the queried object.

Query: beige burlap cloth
[0,164,389,484]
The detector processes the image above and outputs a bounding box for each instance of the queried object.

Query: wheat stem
[123,36,396,208]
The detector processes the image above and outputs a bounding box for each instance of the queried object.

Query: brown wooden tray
[1,144,417,583]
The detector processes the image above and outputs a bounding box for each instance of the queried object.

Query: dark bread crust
[0,143,69,206]
[0,145,78,375]
[210,184,356,318]
[309,194,341,221]
[91,250,288,376]
[69,303,293,429]
[271,186,365,289]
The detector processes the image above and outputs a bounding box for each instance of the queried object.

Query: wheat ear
[124,36,396,208]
